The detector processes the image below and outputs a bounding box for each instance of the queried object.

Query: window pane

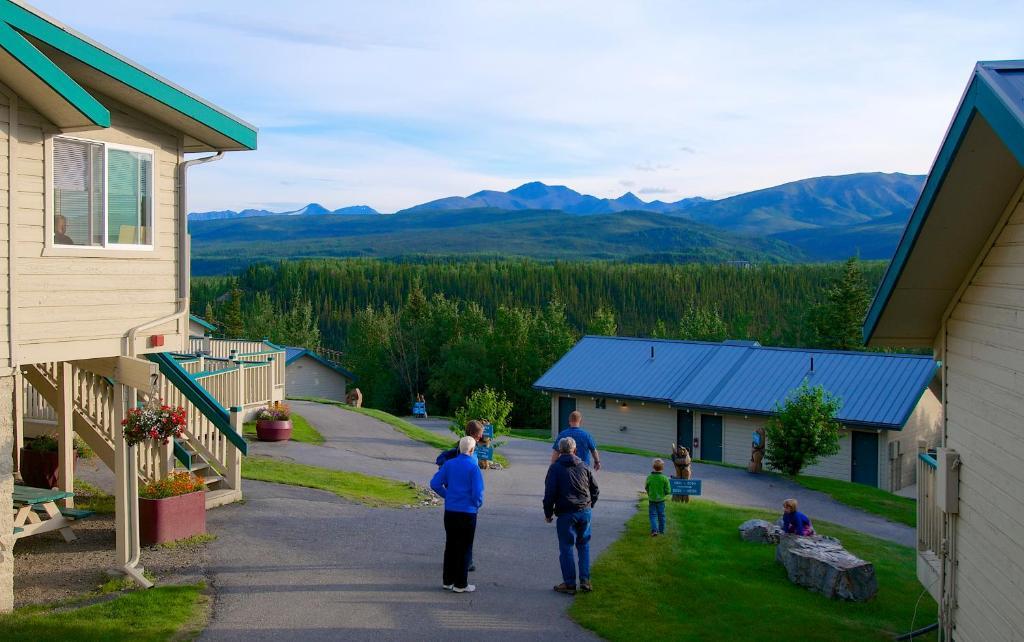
[107,148,152,245]
[53,137,103,246]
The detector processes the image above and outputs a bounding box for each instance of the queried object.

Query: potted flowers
[138,471,206,545]
[255,402,292,441]
[122,398,187,447]
[19,433,74,489]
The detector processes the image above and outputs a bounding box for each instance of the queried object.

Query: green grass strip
[74,480,114,515]
[509,428,551,441]
[791,474,916,527]
[290,397,509,466]
[243,411,324,445]
[0,582,208,641]
[242,456,432,508]
[570,500,936,641]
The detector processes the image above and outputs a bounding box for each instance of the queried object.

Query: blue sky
[33,1,1024,213]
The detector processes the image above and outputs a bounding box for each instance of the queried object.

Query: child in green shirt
[645,459,672,536]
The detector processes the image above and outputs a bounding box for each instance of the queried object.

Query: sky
[32,1,1024,213]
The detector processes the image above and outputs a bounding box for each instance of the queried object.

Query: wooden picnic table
[12,485,79,542]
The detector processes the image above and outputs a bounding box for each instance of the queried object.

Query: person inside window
[54,214,74,245]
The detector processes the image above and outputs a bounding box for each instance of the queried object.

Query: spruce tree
[810,257,871,350]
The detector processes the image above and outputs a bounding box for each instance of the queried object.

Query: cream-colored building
[0,1,267,611]
[285,347,354,402]
[865,60,1024,640]
[535,337,940,490]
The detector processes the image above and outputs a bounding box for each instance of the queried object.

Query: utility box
[936,448,960,514]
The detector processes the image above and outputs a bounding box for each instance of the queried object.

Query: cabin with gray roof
[865,60,1024,639]
[534,336,940,491]
[284,347,355,402]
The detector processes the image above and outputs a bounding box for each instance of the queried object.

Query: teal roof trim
[0,18,108,126]
[189,315,216,332]
[864,62,1024,343]
[0,1,256,150]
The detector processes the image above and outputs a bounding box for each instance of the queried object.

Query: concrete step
[205,487,242,510]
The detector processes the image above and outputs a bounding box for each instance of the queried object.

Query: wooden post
[235,361,245,411]
[56,363,74,508]
[267,356,278,403]
[113,382,129,567]
[226,407,243,492]
[13,369,22,473]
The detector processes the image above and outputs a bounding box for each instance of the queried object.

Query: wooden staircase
[21,360,243,509]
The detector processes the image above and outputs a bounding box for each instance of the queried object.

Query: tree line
[194,257,883,427]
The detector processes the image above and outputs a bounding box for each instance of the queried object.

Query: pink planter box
[139,490,206,546]
[256,419,292,442]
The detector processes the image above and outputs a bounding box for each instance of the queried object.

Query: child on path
[781,498,815,536]
[645,459,671,536]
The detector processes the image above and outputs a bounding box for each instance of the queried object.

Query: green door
[558,397,577,432]
[676,410,693,452]
[851,431,879,486]
[700,414,723,462]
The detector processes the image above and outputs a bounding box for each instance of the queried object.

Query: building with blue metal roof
[535,336,940,490]
[864,61,1024,637]
[284,346,356,402]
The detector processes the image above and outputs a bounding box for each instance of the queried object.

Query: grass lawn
[792,474,916,527]
[243,412,324,445]
[570,500,936,641]
[242,456,433,508]
[290,397,509,466]
[74,480,114,515]
[509,428,551,441]
[0,582,208,641]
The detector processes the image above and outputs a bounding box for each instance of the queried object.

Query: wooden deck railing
[917,446,941,555]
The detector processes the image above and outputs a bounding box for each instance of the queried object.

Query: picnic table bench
[11,485,93,542]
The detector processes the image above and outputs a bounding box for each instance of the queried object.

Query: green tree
[587,305,617,336]
[764,383,843,476]
[810,257,871,350]
[279,296,321,348]
[246,292,279,341]
[451,386,514,444]
[221,286,245,339]
[677,305,728,342]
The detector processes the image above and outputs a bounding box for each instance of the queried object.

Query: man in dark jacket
[543,436,599,595]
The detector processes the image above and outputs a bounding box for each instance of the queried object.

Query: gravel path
[200,401,913,640]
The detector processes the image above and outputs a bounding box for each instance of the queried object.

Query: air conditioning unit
[935,448,960,514]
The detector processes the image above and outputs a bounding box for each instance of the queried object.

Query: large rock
[739,519,782,544]
[775,534,878,601]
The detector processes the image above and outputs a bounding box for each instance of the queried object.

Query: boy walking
[645,459,671,537]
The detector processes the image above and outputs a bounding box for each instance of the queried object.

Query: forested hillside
[193,258,886,426]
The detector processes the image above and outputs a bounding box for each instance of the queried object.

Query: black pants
[443,510,477,588]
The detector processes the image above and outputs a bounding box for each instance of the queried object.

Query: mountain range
[188,172,926,273]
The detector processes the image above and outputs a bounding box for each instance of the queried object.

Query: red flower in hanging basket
[123,398,188,447]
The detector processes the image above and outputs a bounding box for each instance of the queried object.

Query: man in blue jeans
[543,436,600,595]
[550,411,601,470]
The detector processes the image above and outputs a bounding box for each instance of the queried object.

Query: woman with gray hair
[430,435,485,593]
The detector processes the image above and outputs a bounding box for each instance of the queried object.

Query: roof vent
[810,357,815,373]
[723,340,761,347]
[650,346,655,360]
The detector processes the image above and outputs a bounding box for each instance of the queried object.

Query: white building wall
[884,386,942,491]
[286,356,348,401]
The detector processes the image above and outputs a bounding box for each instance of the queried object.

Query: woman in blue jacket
[430,435,485,593]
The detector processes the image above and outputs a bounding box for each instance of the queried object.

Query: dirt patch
[13,513,211,608]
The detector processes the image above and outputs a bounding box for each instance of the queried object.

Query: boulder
[739,519,782,544]
[775,534,878,601]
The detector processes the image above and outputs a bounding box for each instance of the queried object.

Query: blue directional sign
[482,422,494,439]
[475,445,494,462]
[670,478,702,496]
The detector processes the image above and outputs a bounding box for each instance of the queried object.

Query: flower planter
[139,490,206,546]
[256,419,292,442]
[19,448,76,489]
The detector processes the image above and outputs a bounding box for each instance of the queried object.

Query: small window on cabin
[595,398,606,409]
[53,136,153,248]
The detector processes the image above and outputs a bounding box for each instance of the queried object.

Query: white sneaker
[453,584,476,593]
[442,584,454,591]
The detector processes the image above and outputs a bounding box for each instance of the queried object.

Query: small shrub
[764,382,842,476]
[25,434,58,453]
[451,386,513,442]
[256,402,291,421]
[140,472,205,499]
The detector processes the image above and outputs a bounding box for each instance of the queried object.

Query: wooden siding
[9,96,183,364]
[286,356,348,402]
[0,93,12,372]
[885,386,941,491]
[943,196,1024,638]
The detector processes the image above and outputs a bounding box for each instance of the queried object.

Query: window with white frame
[53,136,153,248]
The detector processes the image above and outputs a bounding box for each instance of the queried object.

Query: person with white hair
[543,436,599,595]
[430,435,485,593]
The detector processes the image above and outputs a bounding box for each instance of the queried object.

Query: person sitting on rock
[781,498,815,536]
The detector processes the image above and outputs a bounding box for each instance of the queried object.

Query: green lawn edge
[243,411,324,445]
[791,474,916,527]
[0,582,209,641]
[570,499,936,642]
[289,397,510,466]
[242,455,432,508]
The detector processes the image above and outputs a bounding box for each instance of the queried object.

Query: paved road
[201,401,913,641]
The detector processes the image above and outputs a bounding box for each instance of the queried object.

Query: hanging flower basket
[138,472,206,545]
[123,398,187,447]
[255,402,292,442]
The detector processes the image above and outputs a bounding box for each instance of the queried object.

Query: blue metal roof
[534,336,937,430]
[865,60,1024,344]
